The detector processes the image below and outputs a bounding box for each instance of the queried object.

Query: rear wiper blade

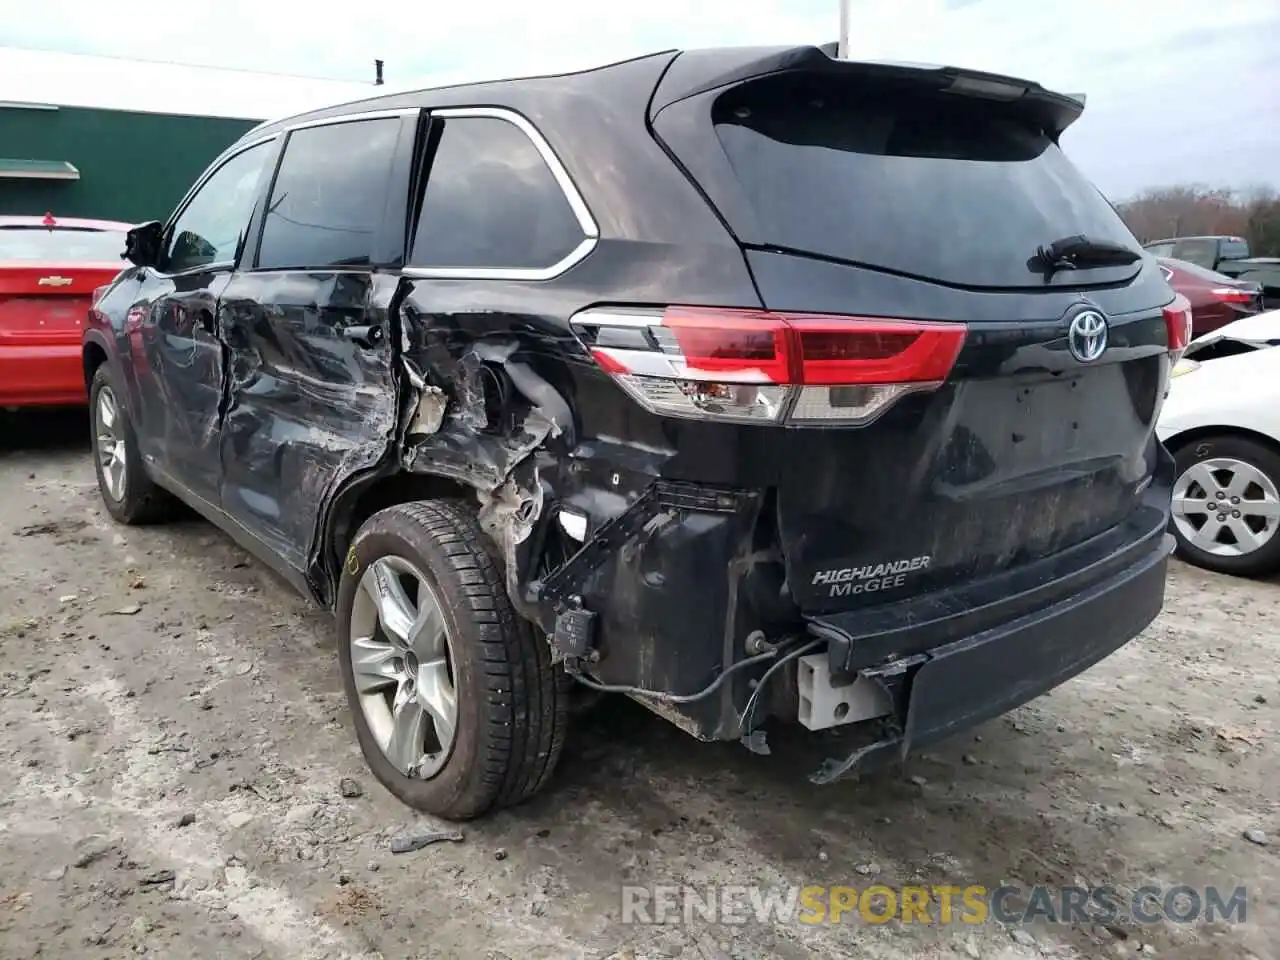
[1032,234,1141,277]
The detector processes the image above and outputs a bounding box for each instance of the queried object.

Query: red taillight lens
[788,315,965,386]
[662,307,794,383]
[1210,287,1258,305]
[573,306,967,424]
[1162,293,1193,359]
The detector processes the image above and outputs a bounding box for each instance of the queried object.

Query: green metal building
[0,103,258,222]
[0,47,379,224]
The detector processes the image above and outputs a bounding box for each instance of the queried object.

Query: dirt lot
[1,410,1277,960]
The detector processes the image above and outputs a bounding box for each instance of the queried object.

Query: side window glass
[1172,239,1216,269]
[256,117,401,270]
[409,115,586,272]
[165,141,272,274]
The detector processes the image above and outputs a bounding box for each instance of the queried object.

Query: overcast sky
[1,0,1276,200]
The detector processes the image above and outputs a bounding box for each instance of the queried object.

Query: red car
[1,214,129,408]
[1158,256,1263,337]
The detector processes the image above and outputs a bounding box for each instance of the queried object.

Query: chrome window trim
[402,105,599,282]
[284,107,420,132]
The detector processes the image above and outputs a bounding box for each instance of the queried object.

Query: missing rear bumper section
[805,531,1173,784]
[529,474,1171,779]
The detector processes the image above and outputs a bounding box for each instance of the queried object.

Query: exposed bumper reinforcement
[808,532,1174,784]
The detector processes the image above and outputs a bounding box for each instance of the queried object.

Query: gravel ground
[1,409,1278,960]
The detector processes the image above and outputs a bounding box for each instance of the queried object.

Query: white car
[1157,309,1280,576]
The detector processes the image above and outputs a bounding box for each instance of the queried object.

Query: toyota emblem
[1067,310,1108,363]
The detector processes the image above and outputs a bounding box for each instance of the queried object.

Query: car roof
[238,43,1080,146]
[0,215,134,231]
[240,48,679,141]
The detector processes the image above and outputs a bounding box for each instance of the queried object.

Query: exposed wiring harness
[739,638,823,732]
[562,635,826,716]
[563,648,780,704]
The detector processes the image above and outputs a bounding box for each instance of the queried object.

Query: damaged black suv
[83,44,1188,820]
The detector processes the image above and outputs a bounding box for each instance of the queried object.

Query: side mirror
[123,220,164,268]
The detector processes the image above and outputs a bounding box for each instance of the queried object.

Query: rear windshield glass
[712,73,1139,288]
[1163,258,1237,285]
[0,226,127,262]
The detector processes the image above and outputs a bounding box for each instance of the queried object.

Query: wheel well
[327,471,474,579]
[1163,425,1280,460]
[82,342,108,391]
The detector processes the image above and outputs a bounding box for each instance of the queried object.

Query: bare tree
[1116,184,1280,256]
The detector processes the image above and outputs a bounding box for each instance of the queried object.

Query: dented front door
[128,267,230,504]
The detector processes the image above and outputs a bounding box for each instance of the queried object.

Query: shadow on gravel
[0,407,90,453]
[521,692,1147,952]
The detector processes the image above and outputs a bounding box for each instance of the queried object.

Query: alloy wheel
[1172,457,1280,558]
[348,556,458,779]
[95,386,127,502]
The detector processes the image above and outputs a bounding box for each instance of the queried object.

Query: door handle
[343,324,384,349]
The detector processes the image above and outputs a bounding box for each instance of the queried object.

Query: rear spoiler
[650,44,1086,138]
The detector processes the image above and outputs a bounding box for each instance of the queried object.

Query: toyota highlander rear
[537,48,1183,778]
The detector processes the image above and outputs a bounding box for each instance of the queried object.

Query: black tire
[337,500,568,820]
[1169,433,1280,578]
[88,365,176,525]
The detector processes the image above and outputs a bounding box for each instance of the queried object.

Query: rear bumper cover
[0,342,84,406]
[806,528,1173,784]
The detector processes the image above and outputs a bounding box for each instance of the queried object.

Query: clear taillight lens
[571,306,967,425]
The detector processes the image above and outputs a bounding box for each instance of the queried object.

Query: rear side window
[1171,238,1218,270]
[257,117,400,270]
[1221,238,1249,260]
[0,226,125,262]
[409,114,585,273]
[710,73,1139,288]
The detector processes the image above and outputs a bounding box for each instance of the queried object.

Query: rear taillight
[1210,287,1258,305]
[571,306,967,425]
[1162,293,1193,361]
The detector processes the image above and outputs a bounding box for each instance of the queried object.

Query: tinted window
[711,73,1140,288]
[1171,238,1218,269]
[1221,238,1249,260]
[165,141,272,273]
[0,226,126,262]
[257,118,401,270]
[409,115,584,271]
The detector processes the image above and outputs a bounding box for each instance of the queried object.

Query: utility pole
[837,0,850,59]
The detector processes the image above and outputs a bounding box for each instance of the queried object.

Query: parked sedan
[1157,310,1280,576]
[1158,256,1263,337]
[0,214,129,408]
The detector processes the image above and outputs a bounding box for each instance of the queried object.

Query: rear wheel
[1170,433,1280,577]
[337,500,567,820]
[89,365,176,525]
